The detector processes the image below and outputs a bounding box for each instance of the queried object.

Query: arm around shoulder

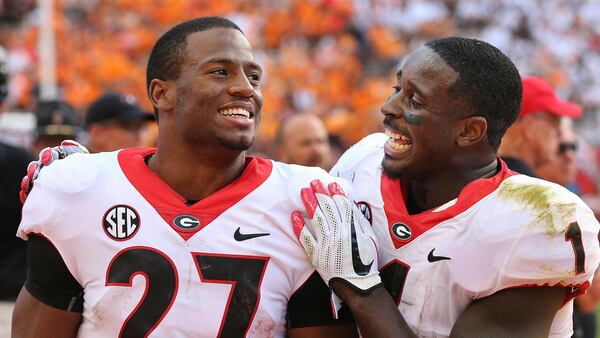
[450,286,568,338]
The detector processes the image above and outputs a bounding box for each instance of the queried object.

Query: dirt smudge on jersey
[498,181,576,237]
[245,311,279,338]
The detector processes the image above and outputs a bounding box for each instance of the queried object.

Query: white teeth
[220,108,251,118]
[385,129,410,142]
[385,129,399,139]
[388,142,411,150]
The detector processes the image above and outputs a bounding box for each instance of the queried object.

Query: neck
[406,157,498,214]
[148,140,247,202]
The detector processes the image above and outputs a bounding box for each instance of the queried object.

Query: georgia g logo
[173,215,201,231]
[391,222,412,241]
[103,205,140,241]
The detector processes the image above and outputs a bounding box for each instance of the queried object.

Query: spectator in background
[275,113,332,170]
[0,45,33,336]
[537,119,600,338]
[84,92,154,152]
[32,100,80,156]
[499,76,582,176]
[536,118,578,188]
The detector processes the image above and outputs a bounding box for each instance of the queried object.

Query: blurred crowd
[1,0,599,149]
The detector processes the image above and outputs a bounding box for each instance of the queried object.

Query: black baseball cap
[85,92,154,128]
[36,100,80,136]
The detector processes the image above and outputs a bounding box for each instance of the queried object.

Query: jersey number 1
[565,221,585,275]
[106,247,269,338]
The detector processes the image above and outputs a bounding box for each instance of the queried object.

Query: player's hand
[292,179,381,293]
[20,140,89,203]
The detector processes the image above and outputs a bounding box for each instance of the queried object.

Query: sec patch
[103,204,140,241]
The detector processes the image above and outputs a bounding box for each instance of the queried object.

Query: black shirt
[501,156,537,178]
[0,141,34,300]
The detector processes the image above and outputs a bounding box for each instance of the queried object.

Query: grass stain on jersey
[498,181,576,237]
[539,263,575,276]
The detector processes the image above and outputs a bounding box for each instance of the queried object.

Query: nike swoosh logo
[234,227,270,241]
[427,248,451,262]
[350,213,374,276]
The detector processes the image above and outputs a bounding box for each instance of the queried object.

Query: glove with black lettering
[292,179,381,293]
[20,140,88,203]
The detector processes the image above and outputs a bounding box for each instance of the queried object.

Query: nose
[229,73,255,98]
[381,96,404,119]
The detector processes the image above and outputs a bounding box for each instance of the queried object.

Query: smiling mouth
[218,108,254,119]
[384,129,412,150]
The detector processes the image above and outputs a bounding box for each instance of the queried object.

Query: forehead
[399,47,459,95]
[184,28,255,64]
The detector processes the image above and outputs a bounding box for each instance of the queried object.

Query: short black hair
[425,37,522,150]
[146,17,243,113]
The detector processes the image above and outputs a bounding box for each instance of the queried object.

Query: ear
[148,79,175,114]
[455,116,487,147]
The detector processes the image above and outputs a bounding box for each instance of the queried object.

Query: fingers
[19,140,87,205]
[291,210,305,239]
[26,161,40,181]
[327,182,346,196]
[291,210,316,259]
[311,180,347,230]
[60,139,79,147]
[301,187,319,219]
[20,161,39,204]
[328,182,351,212]
[20,175,30,193]
[60,140,89,155]
[39,147,57,166]
[20,161,41,204]
[310,180,329,195]
[300,181,332,236]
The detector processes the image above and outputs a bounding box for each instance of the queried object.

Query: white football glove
[292,179,381,293]
[20,140,89,203]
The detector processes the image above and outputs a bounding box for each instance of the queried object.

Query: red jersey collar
[381,158,517,249]
[118,148,273,240]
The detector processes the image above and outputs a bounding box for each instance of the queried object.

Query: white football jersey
[19,148,350,338]
[331,133,600,338]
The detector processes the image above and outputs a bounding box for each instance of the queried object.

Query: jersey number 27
[106,247,269,338]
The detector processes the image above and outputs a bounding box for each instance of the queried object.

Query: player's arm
[328,280,415,338]
[292,180,415,338]
[450,286,568,337]
[12,235,84,338]
[12,288,81,338]
[288,324,359,338]
[286,271,359,338]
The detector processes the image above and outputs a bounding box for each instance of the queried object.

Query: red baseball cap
[520,76,582,119]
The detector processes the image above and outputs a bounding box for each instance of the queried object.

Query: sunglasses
[559,142,577,154]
